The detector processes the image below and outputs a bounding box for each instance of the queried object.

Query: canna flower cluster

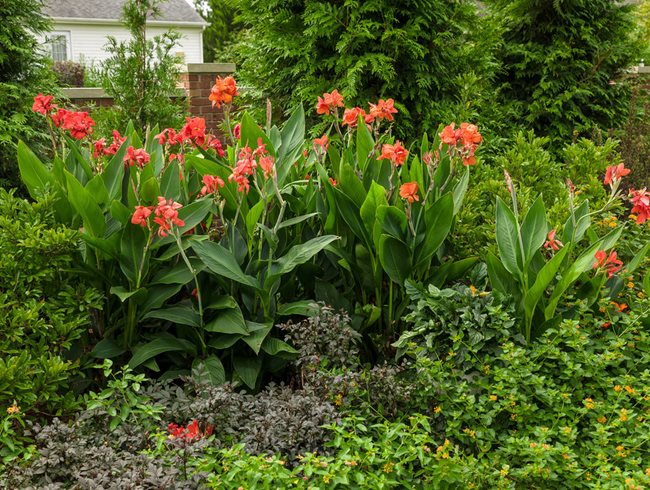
[131,197,185,237]
[93,130,126,159]
[49,108,96,140]
[629,188,649,224]
[209,75,239,108]
[123,146,151,169]
[167,420,213,441]
[543,229,563,251]
[593,250,623,278]
[316,90,344,115]
[155,117,225,157]
[439,123,483,166]
[200,174,225,196]
[316,90,398,129]
[603,163,630,186]
[378,141,409,166]
[229,138,274,193]
[32,93,56,115]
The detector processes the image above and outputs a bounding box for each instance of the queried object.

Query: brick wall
[62,63,236,133]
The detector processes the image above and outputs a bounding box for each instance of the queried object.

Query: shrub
[232,0,494,138]
[52,61,85,87]
[486,0,644,143]
[0,189,101,463]
[399,284,650,488]
[618,78,650,191]
[101,0,187,131]
[0,0,57,189]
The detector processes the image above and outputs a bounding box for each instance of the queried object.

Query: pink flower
[543,229,563,251]
[630,188,650,223]
[205,135,225,156]
[153,197,185,237]
[200,174,225,196]
[123,147,151,169]
[233,123,241,140]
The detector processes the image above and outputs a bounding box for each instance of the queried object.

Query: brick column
[184,63,236,134]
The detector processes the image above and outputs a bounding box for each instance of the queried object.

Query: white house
[37,0,207,66]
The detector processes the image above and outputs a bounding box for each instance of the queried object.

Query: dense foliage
[101,0,187,131]
[232,0,494,137]
[0,0,56,189]
[486,0,644,142]
[194,0,242,62]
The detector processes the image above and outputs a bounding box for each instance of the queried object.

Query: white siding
[36,22,204,66]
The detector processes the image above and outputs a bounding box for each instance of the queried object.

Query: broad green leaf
[520,196,547,264]
[91,339,126,359]
[378,234,411,285]
[360,181,388,240]
[119,224,148,286]
[150,258,205,285]
[86,174,110,206]
[626,240,650,273]
[277,300,321,317]
[208,334,243,350]
[524,246,569,337]
[246,200,265,239]
[160,160,181,201]
[562,200,590,243]
[140,176,161,204]
[129,335,196,369]
[241,112,274,155]
[192,356,226,385]
[415,193,454,268]
[270,235,339,278]
[486,252,517,296]
[429,257,479,287]
[495,196,523,276]
[139,284,183,316]
[110,286,147,303]
[102,137,129,200]
[261,337,299,357]
[356,119,375,172]
[241,321,273,354]
[452,167,470,215]
[339,164,367,208]
[18,140,56,198]
[376,205,407,241]
[277,212,319,230]
[205,295,238,310]
[332,188,371,245]
[110,200,131,226]
[205,307,249,335]
[65,170,106,237]
[277,105,305,183]
[142,305,201,328]
[191,239,260,289]
[233,355,262,389]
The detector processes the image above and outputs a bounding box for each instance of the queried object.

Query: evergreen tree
[0,0,57,189]
[232,0,493,137]
[486,0,644,142]
[194,0,242,62]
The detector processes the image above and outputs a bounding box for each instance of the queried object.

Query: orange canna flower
[341,107,367,127]
[378,141,408,166]
[400,182,419,203]
[313,134,329,152]
[629,188,650,224]
[604,163,630,186]
[209,76,239,108]
[316,90,345,115]
[368,98,398,122]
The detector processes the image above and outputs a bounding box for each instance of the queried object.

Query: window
[47,31,71,62]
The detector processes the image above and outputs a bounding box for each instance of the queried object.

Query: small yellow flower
[609,221,617,228]
[344,460,358,467]
[637,291,646,299]
[469,285,478,296]
[334,393,343,406]
[542,444,551,450]
[489,395,498,401]
[627,282,635,289]
[463,428,476,439]
[323,474,332,484]
[614,385,622,392]
[530,442,538,448]
[619,409,629,422]
[561,426,572,435]
[584,398,595,410]
[434,406,442,414]
[510,413,517,421]
[597,416,607,424]
[383,462,394,473]
[624,385,635,394]
[500,466,509,477]
[562,453,570,460]
[645,467,650,477]
[599,306,607,313]
[483,364,491,374]
[6,403,20,415]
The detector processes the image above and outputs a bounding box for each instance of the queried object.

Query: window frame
[46,31,71,62]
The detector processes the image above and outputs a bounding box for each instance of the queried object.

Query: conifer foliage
[233,0,489,136]
[486,0,644,141]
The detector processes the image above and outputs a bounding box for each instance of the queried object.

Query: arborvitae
[232,0,493,137]
[0,0,57,189]
[486,0,644,142]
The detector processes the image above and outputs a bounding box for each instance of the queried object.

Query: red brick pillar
[183,63,236,135]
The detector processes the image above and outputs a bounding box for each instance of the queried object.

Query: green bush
[486,0,644,143]
[398,283,650,488]
[0,0,57,189]
[232,0,494,137]
[0,189,101,462]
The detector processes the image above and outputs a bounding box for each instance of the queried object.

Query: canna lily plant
[311,91,481,342]
[487,165,650,342]
[19,82,336,389]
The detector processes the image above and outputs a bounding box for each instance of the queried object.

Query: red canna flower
[106,130,126,155]
[153,197,185,237]
[205,134,225,156]
[629,188,650,223]
[399,181,419,203]
[341,107,367,127]
[439,123,458,145]
[368,98,398,122]
[459,123,482,146]
[316,90,345,115]
[603,163,630,186]
[593,250,623,278]
[209,76,239,108]
[54,110,95,139]
[167,420,213,442]
[179,117,207,147]
[543,229,563,251]
[229,146,256,193]
[329,177,337,186]
[131,205,153,227]
[51,108,69,128]
[32,93,56,115]
[200,175,225,196]
[313,134,329,153]
[155,128,180,146]
[233,123,241,140]
[378,141,408,166]
[123,146,151,169]
[93,138,106,159]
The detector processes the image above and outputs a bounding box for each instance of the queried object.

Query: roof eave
[50,16,208,28]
